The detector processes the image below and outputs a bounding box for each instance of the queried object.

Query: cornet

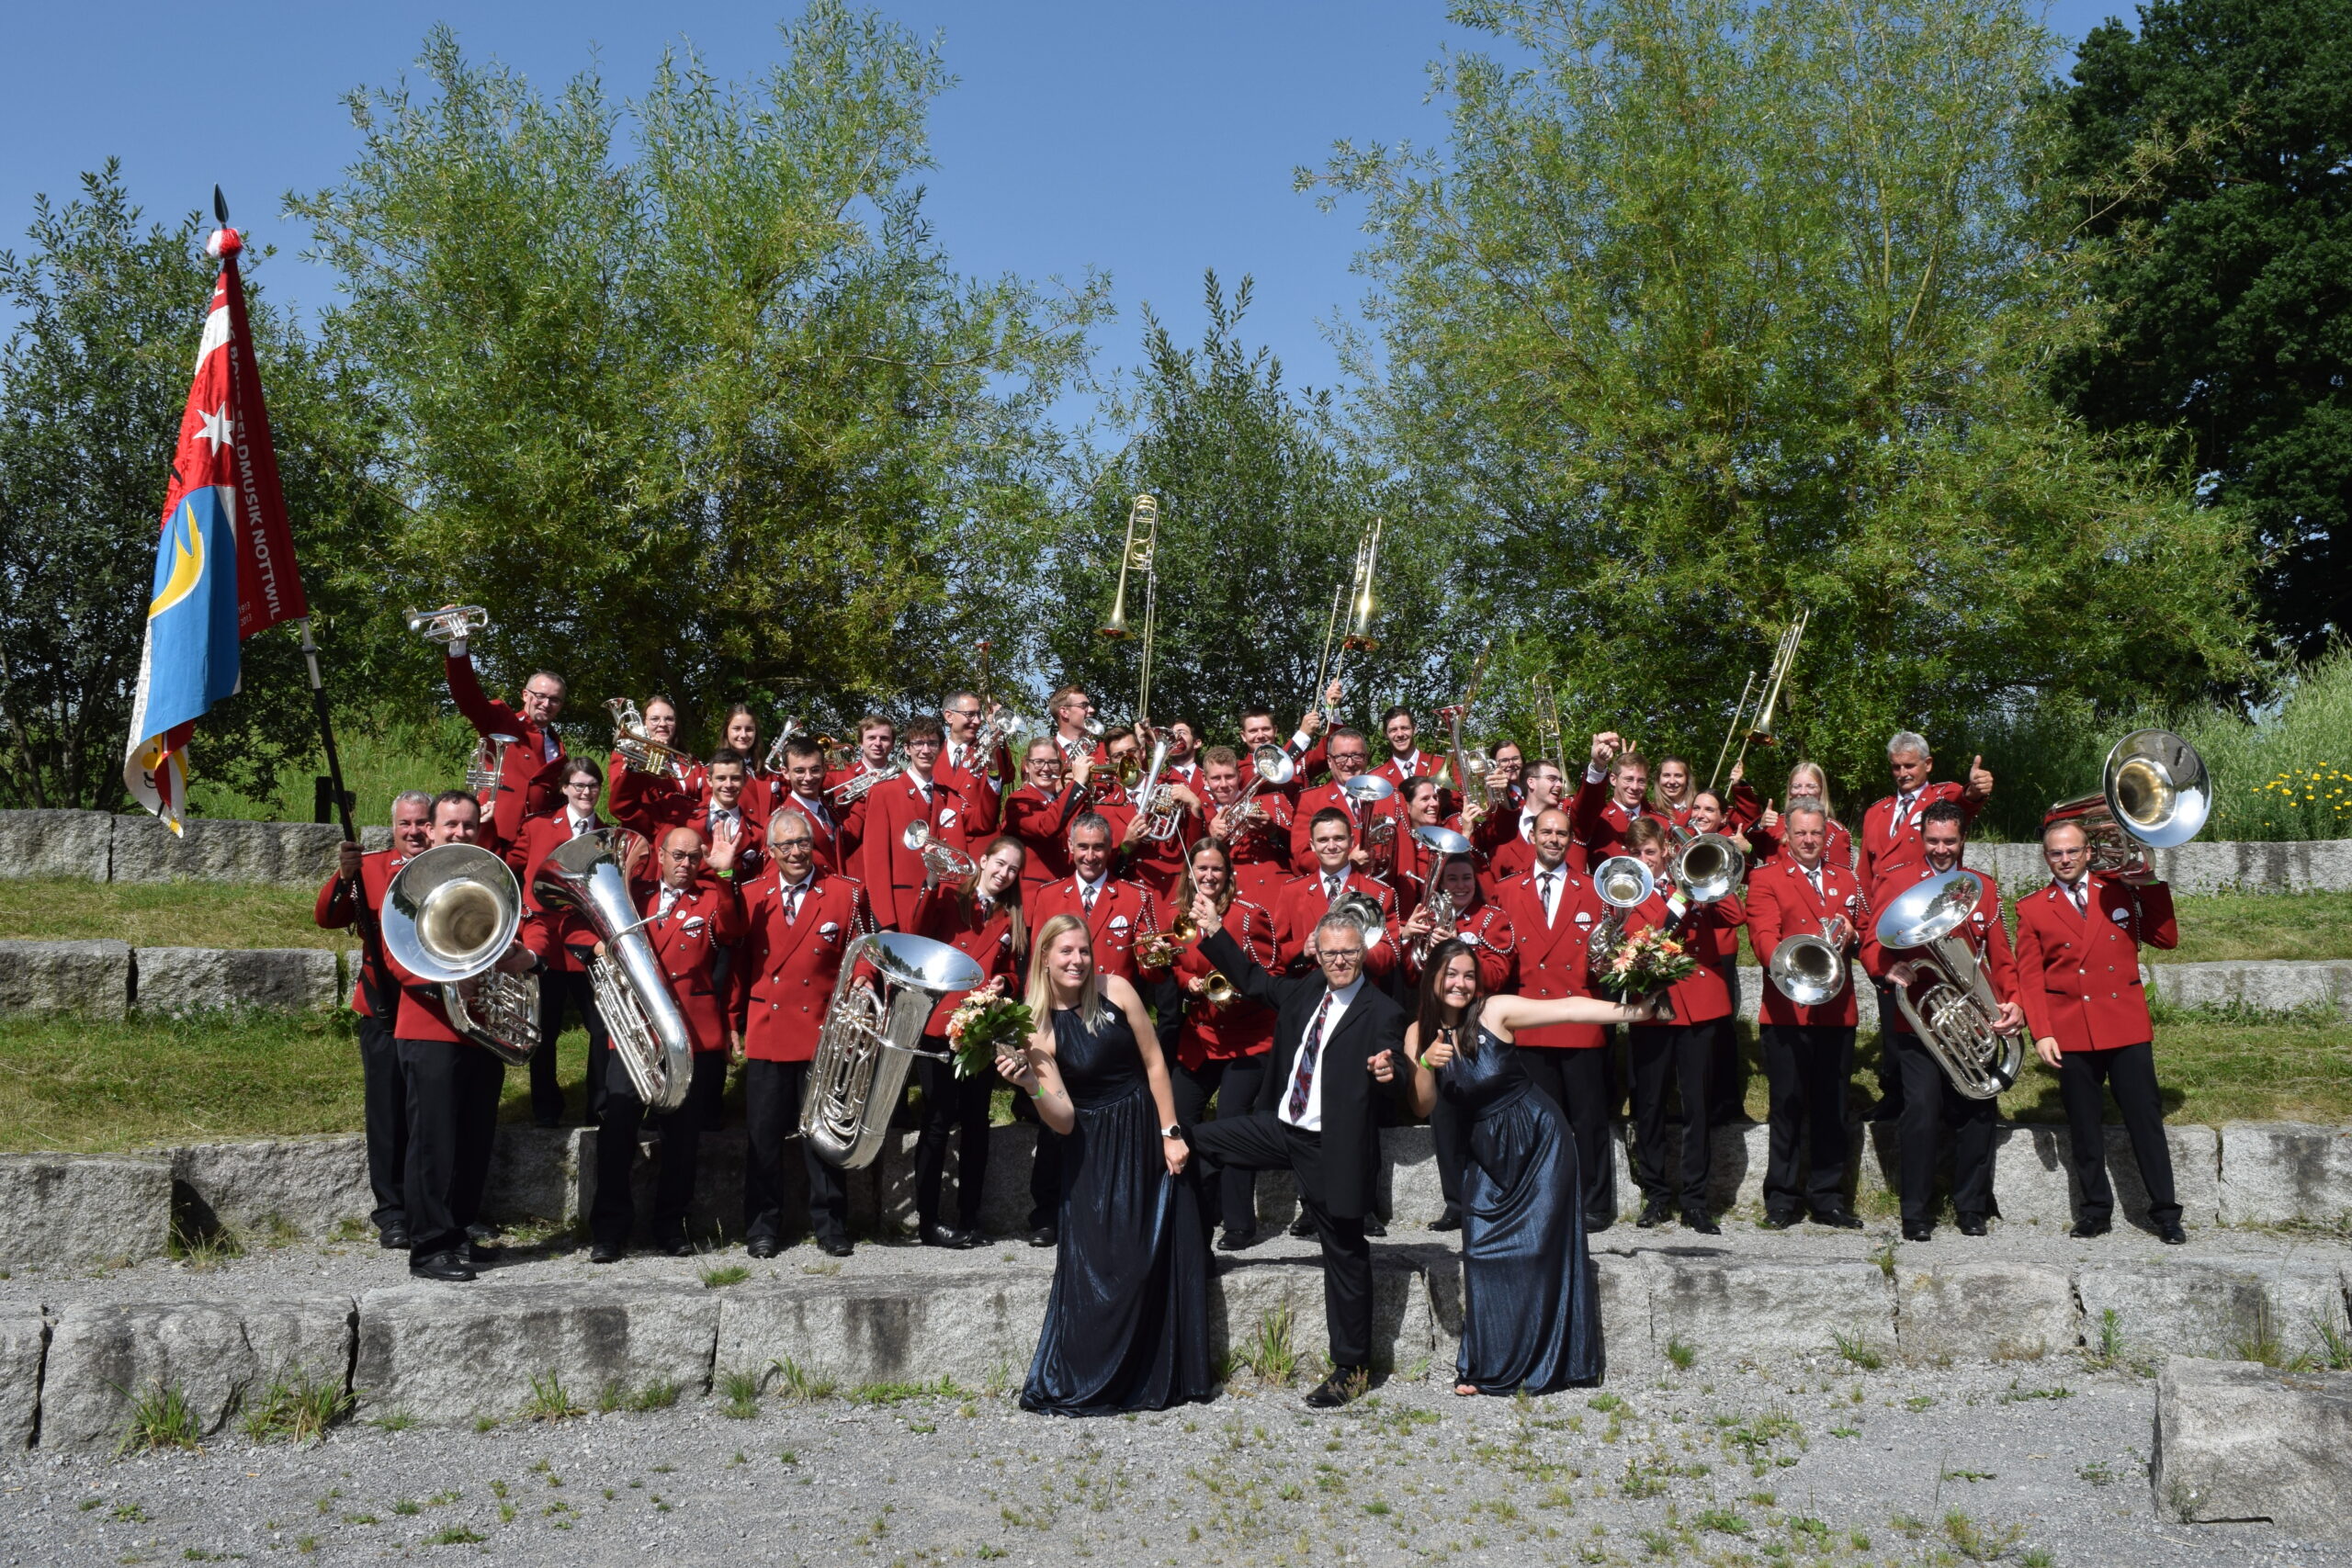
[404,604,489,646]
[606,698,693,782]
[465,733,516,796]
[903,820,978,883]
[829,748,909,805]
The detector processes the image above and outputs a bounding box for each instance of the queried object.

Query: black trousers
[2057,1042,2180,1227]
[396,1037,505,1258]
[591,1048,728,1248]
[1011,1085,1063,1230]
[913,1046,996,1231]
[1169,1055,1271,1237]
[357,1012,409,1234]
[1871,982,1906,1116]
[1704,957,1744,1122]
[742,1058,851,1245]
[537,968,610,1124]
[1885,1030,1996,1225]
[1186,1113,1374,1371]
[1760,1024,1854,1215]
[1629,1022,1713,1212]
[1517,1046,1618,1229]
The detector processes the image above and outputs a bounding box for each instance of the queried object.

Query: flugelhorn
[382,843,537,1065]
[606,698,692,782]
[903,820,977,882]
[2043,729,2209,884]
[1874,868,2023,1100]
[802,932,984,1168]
[404,604,489,645]
[829,747,909,805]
[1134,910,1201,969]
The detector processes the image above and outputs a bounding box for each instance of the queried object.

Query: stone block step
[2154,1357,2352,1539]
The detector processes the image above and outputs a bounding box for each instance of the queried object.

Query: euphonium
[1767,912,1856,1007]
[404,604,489,645]
[2042,728,2210,884]
[1216,746,1294,836]
[1873,868,2024,1100]
[903,819,977,882]
[829,748,909,805]
[606,698,692,782]
[1587,854,1655,969]
[534,832,696,1112]
[802,932,983,1168]
[382,843,537,1066]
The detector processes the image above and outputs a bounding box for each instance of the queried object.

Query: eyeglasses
[1317,947,1365,966]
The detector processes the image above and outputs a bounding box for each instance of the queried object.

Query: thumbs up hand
[1965,754,1994,802]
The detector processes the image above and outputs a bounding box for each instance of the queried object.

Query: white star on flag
[193,403,232,452]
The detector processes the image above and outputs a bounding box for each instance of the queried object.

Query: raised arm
[1483,992,1648,1037]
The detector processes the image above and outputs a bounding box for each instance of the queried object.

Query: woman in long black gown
[999,913,1217,1416]
[1402,939,1652,1396]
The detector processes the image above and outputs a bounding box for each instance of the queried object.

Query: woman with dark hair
[1166,838,1280,1250]
[908,834,1029,1247]
[1401,940,1650,1395]
[1000,915,1216,1416]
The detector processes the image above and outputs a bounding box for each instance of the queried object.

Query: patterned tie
[1538,871,1557,921]
[2069,880,2087,916]
[1289,991,1335,1119]
[786,884,805,924]
[1893,793,1915,841]
[1326,874,1343,907]
[1082,883,1097,913]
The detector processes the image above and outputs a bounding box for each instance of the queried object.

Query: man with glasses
[1287,727,1406,876]
[514,759,616,1125]
[939,691,1004,834]
[442,626,569,848]
[1005,737,1097,896]
[1185,889,1405,1408]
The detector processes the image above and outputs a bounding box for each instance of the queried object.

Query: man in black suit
[1185,886,1405,1409]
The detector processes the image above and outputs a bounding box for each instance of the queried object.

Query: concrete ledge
[1894,1260,2077,1364]
[1993,1122,2221,1228]
[0,1155,172,1269]
[353,1282,718,1426]
[2147,960,2352,1019]
[2077,1257,2350,1363]
[0,940,130,1018]
[174,1136,378,1241]
[0,1305,44,1450]
[2217,1123,2352,1225]
[1967,839,2352,896]
[39,1295,352,1452]
[1647,1256,1893,1363]
[133,946,341,1015]
[2154,1357,2352,1537]
[0,810,112,880]
[718,1272,1051,1392]
[109,815,345,887]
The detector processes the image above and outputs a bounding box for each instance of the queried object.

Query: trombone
[1310,518,1385,723]
[1098,494,1162,726]
[1532,675,1566,767]
[1709,609,1809,792]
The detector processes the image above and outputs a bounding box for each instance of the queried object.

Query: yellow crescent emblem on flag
[149,499,205,619]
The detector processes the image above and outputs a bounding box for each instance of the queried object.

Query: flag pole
[297,618,358,843]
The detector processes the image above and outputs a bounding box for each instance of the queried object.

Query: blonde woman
[1747,760,1851,870]
[998,914,1215,1415]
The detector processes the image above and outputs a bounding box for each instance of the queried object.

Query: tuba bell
[2043,728,2210,884]
[802,932,984,1168]
[1767,913,1856,1008]
[1587,853,1655,970]
[534,831,697,1112]
[1873,868,2024,1100]
[382,843,538,1066]
[903,819,978,882]
[1671,831,1747,905]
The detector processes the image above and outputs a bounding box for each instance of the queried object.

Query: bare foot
[1453,1382,1477,1397]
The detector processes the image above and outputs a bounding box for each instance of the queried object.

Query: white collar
[1323,975,1366,1008]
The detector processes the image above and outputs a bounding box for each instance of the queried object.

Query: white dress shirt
[1278,974,1364,1134]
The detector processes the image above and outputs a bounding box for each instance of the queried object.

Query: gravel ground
[6,1348,2347,1567]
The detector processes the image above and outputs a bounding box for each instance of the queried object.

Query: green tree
[0,164,397,811]
[1044,273,1456,746]
[288,4,1106,747]
[1308,0,2253,804]
[2045,0,2352,656]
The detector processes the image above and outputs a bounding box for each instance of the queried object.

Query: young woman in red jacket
[1165,839,1282,1250]
[907,835,1029,1248]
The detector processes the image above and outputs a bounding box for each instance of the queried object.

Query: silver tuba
[1408,824,1475,966]
[383,843,538,1066]
[1873,868,2023,1100]
[2043,728,2210,884]
[802,932,983,1168]
[534,832,696,1112]
[903,820,977,882]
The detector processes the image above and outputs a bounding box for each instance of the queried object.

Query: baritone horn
[803,932,984,1168]
[606,697,693,782]
[1767,914,1856,1008]
[1873,868,2024,1100]
[2042,729,2210,884]
[382,843,537,1065]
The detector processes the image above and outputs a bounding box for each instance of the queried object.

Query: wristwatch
[1160,1123,1183,1140]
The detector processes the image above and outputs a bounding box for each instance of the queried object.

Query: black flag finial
[213,185,229,224]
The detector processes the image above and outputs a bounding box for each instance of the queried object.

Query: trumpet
[762,716,806,776]
[2043,729,2210,884]
[1134,911,1201,969]
[404,604,489,645]
[829,748,909,805]
[969,707,1027,781]
[606,697,693,782]
[1874,868,2023,1100]
[903,819,977,882]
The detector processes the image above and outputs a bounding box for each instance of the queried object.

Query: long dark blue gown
[1439,1023,1603,1393]
[1020,1004,1217,1416]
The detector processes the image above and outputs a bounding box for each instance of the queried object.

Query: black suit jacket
[1200,926,1405,1220]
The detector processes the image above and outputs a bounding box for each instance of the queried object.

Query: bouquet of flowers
[944,977,1035,1079]
[1591,926,1697,1021]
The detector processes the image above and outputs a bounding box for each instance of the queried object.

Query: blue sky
[4,1,2133,416]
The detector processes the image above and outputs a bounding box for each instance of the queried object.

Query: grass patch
[698,1263,750,1289]
[1832,1332,1883,1371]
[116,1381,204,1455]
[2158,891,2352,964]
[771,1358,835,1404]
[1997,1008,2352,1125]
[0,878,358,953]
[1237,1305,1301,1387]
[519,1372,582,1423]
[1664,1336,1696,1371]
[238,1371,352,1445]
[718,1369,763,1418]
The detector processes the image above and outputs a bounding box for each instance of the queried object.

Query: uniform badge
[2109,907,2130,923]
[819,920,842,941]
[1109,914,1131,934]
[680,916,706,936]
[941,807,959,828]
[1575,911,1592,924]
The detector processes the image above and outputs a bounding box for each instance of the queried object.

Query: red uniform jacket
[1569,773,1668,874]
[1402,897,1516,992]
[1493,865,1611,1048]
[1027,874,1159,982]
[1860,863,2019,1024]
[514,811,615,974]
[1622,887,1749,1024]
[938,759,1002,839]
[314,849,407,1020]
[1288,779,1408,876]
[446,654,568,845]
[858,773,973,932]
[381,921,548,1044]
[735,869,873,1062]
[770,790,848,876]
[1272,869,1400,979]
[1857,781,1983,894]
[1171,897,1281,1069]
[1211,794,1295,905]
[2014,875,2177,1052]
[609,770,771,885]
[1745,858,1865,1029]
[628,873,747,1053]
[1004,783,1088,893]
[1239,739,1317,806]
[908,880,1025,1035]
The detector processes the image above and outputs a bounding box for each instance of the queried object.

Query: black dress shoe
[746,1236,783,1259]
[589,1240,625,1264]
[1584,1216,1614,1236]
[467,1240,501,1265]
[1216,1228,1260,1252]
[1810,1205,1864,1230]
[408,1250,475,1282]
[1758,1210,1802,1232]
[1902,1220,1934,1242]
[379,1224,411,1251]
[1303,1367,1369,1410]
[1635,1201,1672,1229]
[1288,1214,1316,1239]
[920,1224,977,1249]
[2070,1216,2111,1239]
[1956,1213,1988,1237]
[1026,1224,1058,1248]
[1429,1204,1462,1233]
[1680,1210,1721,1235]
[1362,1214,1386,1238]
[658,1236,695,1258]
[2158,1220,2188,1245]
[819,1236,854,1258]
